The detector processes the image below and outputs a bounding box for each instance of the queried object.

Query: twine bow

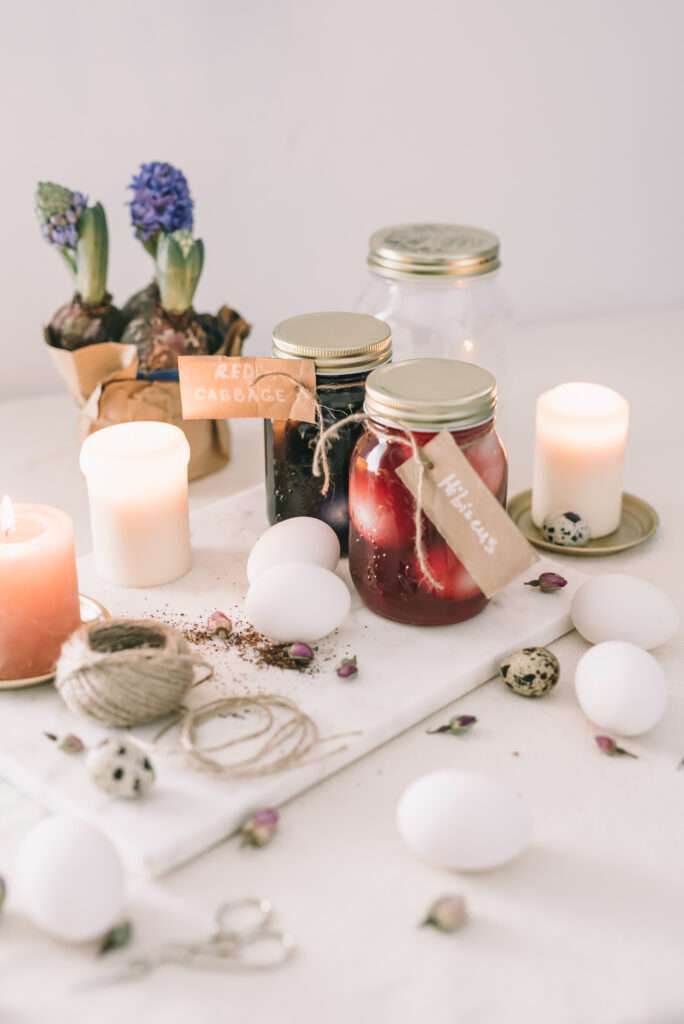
[312,414,443,592]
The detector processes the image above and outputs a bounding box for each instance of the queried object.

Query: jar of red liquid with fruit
[349,359,507,626]
[265,312,392,554]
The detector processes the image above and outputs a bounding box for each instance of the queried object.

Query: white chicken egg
[575,641,667,735]
[247,517,341,584]
[571,574,679,650]
[397,771,533,871]
[13,816,125,942]
[245,562,351,642]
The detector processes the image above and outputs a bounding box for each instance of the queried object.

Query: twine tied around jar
[253,371,361,497]
[312,413,444,592]
[254,370,443,591]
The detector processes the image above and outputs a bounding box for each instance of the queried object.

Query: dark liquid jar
[349,359,508,626]
[264,312,392,554]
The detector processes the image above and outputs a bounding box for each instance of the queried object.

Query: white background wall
[1,0,682,399]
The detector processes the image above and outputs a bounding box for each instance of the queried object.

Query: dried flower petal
[422,894,467,933]
[595,735,638,758]
[208,611,233,639]
[287,642,314,663]
[427,714,477,736]
[336,656,358,679]
[98,920,133,956]
[240,808,279,848]
[525,572,568,593]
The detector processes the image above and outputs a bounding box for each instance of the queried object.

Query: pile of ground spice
[155,611,319,675]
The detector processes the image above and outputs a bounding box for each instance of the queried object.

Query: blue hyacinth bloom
[128,162,194,242]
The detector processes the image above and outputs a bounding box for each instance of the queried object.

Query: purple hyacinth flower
[128,162,194,242]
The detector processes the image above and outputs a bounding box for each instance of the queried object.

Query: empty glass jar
[264,312,392,554]
[356,223,508,385]
[348,359,508,626]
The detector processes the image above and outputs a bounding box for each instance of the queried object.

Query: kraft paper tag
[397,431,538,598]
[178,356,317,423]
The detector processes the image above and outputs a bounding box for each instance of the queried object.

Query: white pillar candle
[532,382,629,539]
[80,422,191,587]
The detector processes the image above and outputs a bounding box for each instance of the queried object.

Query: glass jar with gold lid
[348,358,508,626]
[355,223,508,385]
[265,311,391,553]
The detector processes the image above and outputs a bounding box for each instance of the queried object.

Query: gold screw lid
[368,223,500,279]
[272,312,392,376]
[364,358,497,431]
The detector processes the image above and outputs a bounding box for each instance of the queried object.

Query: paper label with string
[396,430,538,598]
[178,356,317,422]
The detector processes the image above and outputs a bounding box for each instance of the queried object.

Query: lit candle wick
[1,495,16,536]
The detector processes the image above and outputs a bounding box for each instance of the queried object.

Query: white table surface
[1,308,683,1024]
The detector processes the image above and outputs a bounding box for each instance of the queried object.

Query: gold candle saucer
[508,491,659,557]
[0,595,110,691]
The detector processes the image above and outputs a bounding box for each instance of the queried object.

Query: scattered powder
[150,609,322,675]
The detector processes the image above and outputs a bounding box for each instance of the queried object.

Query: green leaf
[76,202,108,305]
[156,233,204,315]
[58,247,77,276]
[98,920,133,956]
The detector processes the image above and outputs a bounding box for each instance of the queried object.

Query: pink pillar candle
[0,499,81,680]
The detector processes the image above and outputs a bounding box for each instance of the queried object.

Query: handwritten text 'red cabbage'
[178,356,317,423]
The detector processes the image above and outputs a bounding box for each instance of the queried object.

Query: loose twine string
[254,371,443,591]
[155,690,359,778]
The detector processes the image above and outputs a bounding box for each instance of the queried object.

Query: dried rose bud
[336,656,358,679]
[422,894,468,933]
[0,875,6,912]
[525,572,567,593]
[44,731,85,754]
[240,808,279,848]
[59,733,86,754]
[287,642,314,663]
[595,735,638,758]
[208,611,232,639]
[427,714,477,736]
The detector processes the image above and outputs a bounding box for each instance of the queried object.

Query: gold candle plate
[508,491,659,557]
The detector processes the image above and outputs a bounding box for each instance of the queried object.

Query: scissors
[82,898,296,987]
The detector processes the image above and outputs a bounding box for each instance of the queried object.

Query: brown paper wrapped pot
[43,306,249,481]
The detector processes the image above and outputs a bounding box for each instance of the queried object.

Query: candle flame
[1,495,15,536]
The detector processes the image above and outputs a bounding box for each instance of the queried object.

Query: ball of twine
[55,618,207,727]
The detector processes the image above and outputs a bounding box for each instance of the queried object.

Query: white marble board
[0,485,586,877]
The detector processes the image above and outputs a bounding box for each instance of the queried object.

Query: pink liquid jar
[348,359,507,626]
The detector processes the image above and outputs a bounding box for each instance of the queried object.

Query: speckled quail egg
[542,511,591,547]
[87,737,156,799]
[499,647,560,698]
